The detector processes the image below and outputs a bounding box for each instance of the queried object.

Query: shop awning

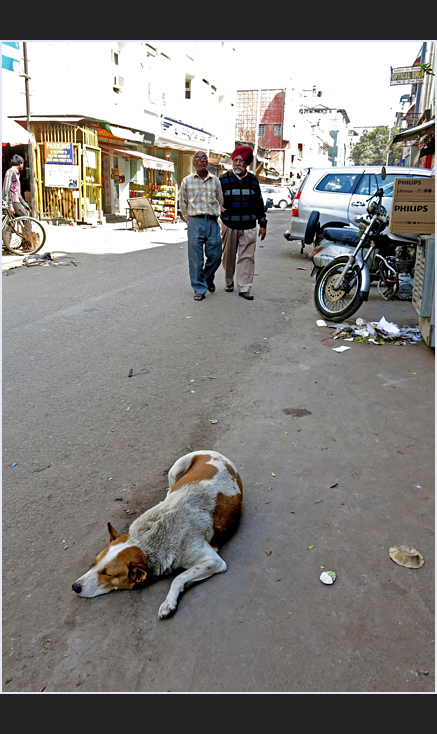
[10,116,156,146]
[386,119,435,149]
[2,117,35,146]
[100,145,174,172]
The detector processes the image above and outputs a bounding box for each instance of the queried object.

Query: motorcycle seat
[323,227,360,246]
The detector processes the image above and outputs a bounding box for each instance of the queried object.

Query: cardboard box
[389,177,435,235]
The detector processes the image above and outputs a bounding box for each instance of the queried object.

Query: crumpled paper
[318,317,422,345]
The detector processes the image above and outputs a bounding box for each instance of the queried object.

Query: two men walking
[179,146,267,301]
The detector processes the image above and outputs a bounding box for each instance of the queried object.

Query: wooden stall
[29,120,102,223]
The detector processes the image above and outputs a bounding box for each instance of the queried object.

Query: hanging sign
[44,141,74,164]
[111,168,125,183]
[44,163,79,188]
[390,66,425,86]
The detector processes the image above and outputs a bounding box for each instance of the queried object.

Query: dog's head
[72,522,148,598]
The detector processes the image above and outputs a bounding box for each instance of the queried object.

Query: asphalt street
[2,210,435,692]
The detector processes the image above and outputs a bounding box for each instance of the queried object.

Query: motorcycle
[311,167,417,323]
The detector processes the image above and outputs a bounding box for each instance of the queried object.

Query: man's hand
[258,227,266,241]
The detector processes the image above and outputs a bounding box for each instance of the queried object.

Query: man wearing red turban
[219,146,267,300]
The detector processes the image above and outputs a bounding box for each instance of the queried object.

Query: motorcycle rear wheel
[314,256,363,322]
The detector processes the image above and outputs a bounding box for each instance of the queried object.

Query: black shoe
[207,282,216,293]
[225,283,234,292]
[239,292,254,300]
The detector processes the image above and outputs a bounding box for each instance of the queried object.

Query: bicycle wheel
[2,216,46,256]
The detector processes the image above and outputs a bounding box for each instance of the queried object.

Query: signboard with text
[44,163,79,188]
[44,142,74,164]
[390,66,425,86]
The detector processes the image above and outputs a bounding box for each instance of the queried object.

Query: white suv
[283,165,433,248]
[260,185,292,209]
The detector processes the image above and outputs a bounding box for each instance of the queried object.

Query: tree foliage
[350,126,402,166]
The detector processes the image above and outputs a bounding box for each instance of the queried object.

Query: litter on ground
[320,571,336,584]
[317,317,422,345]
[389,544,424,568]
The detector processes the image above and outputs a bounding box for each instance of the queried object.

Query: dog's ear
[108,522,121,541]
[128,548,148,585]
[128,562,148,585]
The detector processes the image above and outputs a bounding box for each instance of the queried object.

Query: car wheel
[278,200,288,209]
[304,210,320,245]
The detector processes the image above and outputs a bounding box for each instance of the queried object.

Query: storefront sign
[390,66,425,86]
[44,141,74,164]
[95,127,126,146]
[161,118,211,146]
[45,163,79,188]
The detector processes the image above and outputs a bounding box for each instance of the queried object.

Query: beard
[233,165,245,175]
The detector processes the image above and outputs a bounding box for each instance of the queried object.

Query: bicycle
[2,201,46,256]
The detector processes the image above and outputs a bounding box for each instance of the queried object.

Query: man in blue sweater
[219,145,267,300]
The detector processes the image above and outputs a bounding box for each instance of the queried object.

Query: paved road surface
[2,211,434,692]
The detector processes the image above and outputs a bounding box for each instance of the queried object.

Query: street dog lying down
[72,451,243,619]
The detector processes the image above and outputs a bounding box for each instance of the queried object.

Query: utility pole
[22,43,37,217]
[252,89,262,175]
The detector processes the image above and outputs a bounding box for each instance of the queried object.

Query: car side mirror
[380,166,386,181]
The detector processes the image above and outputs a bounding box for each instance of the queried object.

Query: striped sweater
[219,170,267,230]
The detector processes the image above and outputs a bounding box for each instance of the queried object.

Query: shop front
[99,144,176,222]
[11,116,103,223]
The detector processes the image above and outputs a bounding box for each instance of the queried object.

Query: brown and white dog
[72,451,243,619]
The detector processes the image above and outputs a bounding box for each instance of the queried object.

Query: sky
[226,40,424,129]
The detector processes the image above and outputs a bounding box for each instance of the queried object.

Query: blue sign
[2,41,20,72]
[2,55,19,72]
[44,142,74,164]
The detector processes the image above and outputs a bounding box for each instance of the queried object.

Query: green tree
[351,126,402,166]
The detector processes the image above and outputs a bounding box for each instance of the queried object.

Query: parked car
[260,185,292,209]
[283,165,433,251]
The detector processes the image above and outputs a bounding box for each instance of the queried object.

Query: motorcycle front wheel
[314,256,363,322]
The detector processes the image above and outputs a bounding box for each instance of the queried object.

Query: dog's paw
[158,599,177,619]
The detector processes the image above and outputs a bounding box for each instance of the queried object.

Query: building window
[258,124,265,136]
[112,50,119,66]
[274,124,282,137]
[185,79,191,99]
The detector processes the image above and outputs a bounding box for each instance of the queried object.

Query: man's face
[232,155,248,176]
[193,152,208,174]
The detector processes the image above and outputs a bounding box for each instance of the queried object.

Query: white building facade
[2,41,237,221]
